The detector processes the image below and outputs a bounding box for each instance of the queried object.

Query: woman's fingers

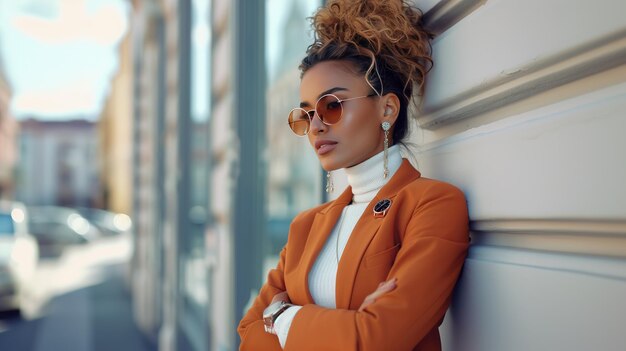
[372,278,396,297]
[380,278,397,290]
[358,278,397,311]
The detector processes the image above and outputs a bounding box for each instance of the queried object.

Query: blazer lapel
[295,186,353,304]
[335,207,384,309]
[335,160,421,309]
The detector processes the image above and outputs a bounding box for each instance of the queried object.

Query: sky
[265,0,320,83]
[0,0,129,120]
[0,0,440,121]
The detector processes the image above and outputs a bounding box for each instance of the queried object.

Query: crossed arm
[238,186,469,351]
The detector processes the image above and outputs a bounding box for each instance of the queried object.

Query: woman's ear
[380,93,401,126]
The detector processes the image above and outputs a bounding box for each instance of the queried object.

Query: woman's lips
[315,140,338,155]
[317,143,337,155]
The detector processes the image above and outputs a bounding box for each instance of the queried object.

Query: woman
[238,1,469,350]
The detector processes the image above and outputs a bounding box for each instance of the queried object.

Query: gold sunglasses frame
[287,93,378,136]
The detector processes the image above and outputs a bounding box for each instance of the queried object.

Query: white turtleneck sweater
[273,145,403,348]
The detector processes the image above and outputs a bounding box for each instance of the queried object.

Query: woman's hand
[358,278,397,312]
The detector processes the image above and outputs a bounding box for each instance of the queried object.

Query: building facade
[99,18,134,216]
[16,119,101,207]
[0,69,18,200]
[125,0,626,350]
[128,1,323,350]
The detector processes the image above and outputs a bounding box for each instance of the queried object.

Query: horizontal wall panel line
[469,219,626,258]
[472,219,626,236]
[465,245,626,281]
[419,29,626,129]
[422,0,486,36]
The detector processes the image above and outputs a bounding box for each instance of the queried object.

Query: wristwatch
[263,300,295,334]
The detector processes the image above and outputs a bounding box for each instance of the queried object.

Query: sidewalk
[0,237,155,351]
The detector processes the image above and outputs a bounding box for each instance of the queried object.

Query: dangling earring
[382,121,391,179]
[326,171,334,193]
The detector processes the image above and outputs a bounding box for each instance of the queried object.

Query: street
[0,234,155,351]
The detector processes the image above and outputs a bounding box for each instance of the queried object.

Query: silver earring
[382,121,391,178]
[326,171,334,193]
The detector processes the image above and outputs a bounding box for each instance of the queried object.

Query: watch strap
[263,301,294,334]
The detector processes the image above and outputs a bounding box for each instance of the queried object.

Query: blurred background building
[99,16,134,216]
[0,68,19,200]
[17,118,100,207]
[127,1,323,349]
[0,0,625,351]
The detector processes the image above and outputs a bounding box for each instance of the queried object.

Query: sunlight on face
[300,60,385,171]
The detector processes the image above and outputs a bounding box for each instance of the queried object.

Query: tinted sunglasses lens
[288,108,310,135]
[316,95,343,124]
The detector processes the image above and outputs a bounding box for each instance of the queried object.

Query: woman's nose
[309,112,326,135]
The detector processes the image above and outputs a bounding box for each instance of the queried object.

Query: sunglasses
[288,93,378,136]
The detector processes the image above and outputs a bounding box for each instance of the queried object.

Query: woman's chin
[319,158,343,172]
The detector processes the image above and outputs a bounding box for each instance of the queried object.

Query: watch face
[263,300,284,318]
[263,300,294,333]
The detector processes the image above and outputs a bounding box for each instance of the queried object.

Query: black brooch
[373,199,392,218]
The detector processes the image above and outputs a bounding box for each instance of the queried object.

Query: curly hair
[300,0,432,144]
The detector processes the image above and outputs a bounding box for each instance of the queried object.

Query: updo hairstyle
[300,0,433,144]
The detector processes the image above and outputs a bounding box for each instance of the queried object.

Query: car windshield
[0,213,14,236]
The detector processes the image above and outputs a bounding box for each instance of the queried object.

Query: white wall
[412,0,626,350]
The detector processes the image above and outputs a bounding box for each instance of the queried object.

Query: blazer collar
[318,159,421,214]
[296,159,421,307]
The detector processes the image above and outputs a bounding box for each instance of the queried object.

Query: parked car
[27,206,101,258]
[0,201,39,312]
[76,207,132,236]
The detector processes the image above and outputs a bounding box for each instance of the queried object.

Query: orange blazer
[238,160,469,351]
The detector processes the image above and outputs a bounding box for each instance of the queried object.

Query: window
[263,0,322,269]
[179,0,211,350]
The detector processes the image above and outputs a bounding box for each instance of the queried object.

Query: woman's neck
[344,145,403,204]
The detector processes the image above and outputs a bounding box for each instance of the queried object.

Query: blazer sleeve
[238,245,287,351]
[283,183,470,351]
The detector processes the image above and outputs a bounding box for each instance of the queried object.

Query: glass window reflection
[264,0,322,267]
